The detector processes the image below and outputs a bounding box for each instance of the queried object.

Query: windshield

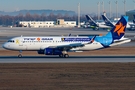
[8,40,15,43]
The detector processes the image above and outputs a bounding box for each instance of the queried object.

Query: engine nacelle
[37,48,62,55]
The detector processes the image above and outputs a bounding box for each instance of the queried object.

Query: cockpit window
[8,40,15,43]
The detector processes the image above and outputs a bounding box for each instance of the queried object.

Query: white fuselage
[95,22,111,29]
[3,36,131,52]
[3,36,103,51]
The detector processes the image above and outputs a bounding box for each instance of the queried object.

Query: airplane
[129,15,135,30]
[85,15,111,30]
[3,16,131,58]
[101,14,132,29]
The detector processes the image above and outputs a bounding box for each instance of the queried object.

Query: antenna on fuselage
[68,33,71,36]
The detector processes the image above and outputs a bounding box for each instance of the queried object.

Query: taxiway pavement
[0,56,135,63]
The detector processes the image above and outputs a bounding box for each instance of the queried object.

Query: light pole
[123,0,126,15]
[133,0,135,9]
[97,2,100,20]
[101,1,104,13]
[115,1,118,18]
[78,3,80,27]
[108,1,111,18]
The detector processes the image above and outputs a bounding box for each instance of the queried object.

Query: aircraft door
[19,38,23,46]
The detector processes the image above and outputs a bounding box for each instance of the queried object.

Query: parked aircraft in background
[85,15,111,30]
[101,14,115,27]
[101,14,133,30]
[133,15,135,24]
[129,15,135,30]
[3,16,131,58]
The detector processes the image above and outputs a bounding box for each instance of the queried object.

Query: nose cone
[2,43,10,49]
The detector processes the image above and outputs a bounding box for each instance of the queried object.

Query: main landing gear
[59,54,69,58]
[59,51,69,58]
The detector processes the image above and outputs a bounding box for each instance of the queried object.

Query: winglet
[88,35,96,44]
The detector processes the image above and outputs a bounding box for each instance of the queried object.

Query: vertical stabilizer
[108,16,128,40]
[102,14,114,27]
[85,15,98,27]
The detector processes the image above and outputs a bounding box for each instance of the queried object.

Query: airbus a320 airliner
[3,16,131,58]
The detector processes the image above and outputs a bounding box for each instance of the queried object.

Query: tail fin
[85,15,98,27]
[106,16,128,40]
[133,15,135,24]
[101,15,114,27]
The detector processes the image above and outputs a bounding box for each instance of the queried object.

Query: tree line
[0,13,93,26]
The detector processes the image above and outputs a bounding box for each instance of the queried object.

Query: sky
[0,0,135,14]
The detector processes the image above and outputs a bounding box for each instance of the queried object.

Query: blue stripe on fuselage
[61,38,91,42]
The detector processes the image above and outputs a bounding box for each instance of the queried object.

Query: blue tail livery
[95,16,129,47]
[85,15,98,27]
[133,15,135,24]
[110,16,128,40]
[101,14,115,27]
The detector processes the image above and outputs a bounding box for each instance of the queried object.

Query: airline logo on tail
[110,16,128,40]
[114,22,125,36]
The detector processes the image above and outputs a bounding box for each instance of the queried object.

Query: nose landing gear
[18,50,22,58]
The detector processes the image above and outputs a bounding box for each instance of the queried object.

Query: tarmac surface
[0,27,135,36]
[0,56,135,63]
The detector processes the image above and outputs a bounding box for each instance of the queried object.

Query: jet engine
[37,48,62,55]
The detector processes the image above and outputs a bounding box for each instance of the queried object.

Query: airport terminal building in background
[17,19,76,28]
[126,10,135,21]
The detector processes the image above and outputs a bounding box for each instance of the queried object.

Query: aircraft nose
[2,43,10,49]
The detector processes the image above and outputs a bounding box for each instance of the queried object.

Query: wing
[48,36,96,51]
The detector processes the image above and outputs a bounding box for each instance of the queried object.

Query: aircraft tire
[18,54,22,58]
[95,27,99,30]
[64,54,69,58]
[59,54,64,57]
